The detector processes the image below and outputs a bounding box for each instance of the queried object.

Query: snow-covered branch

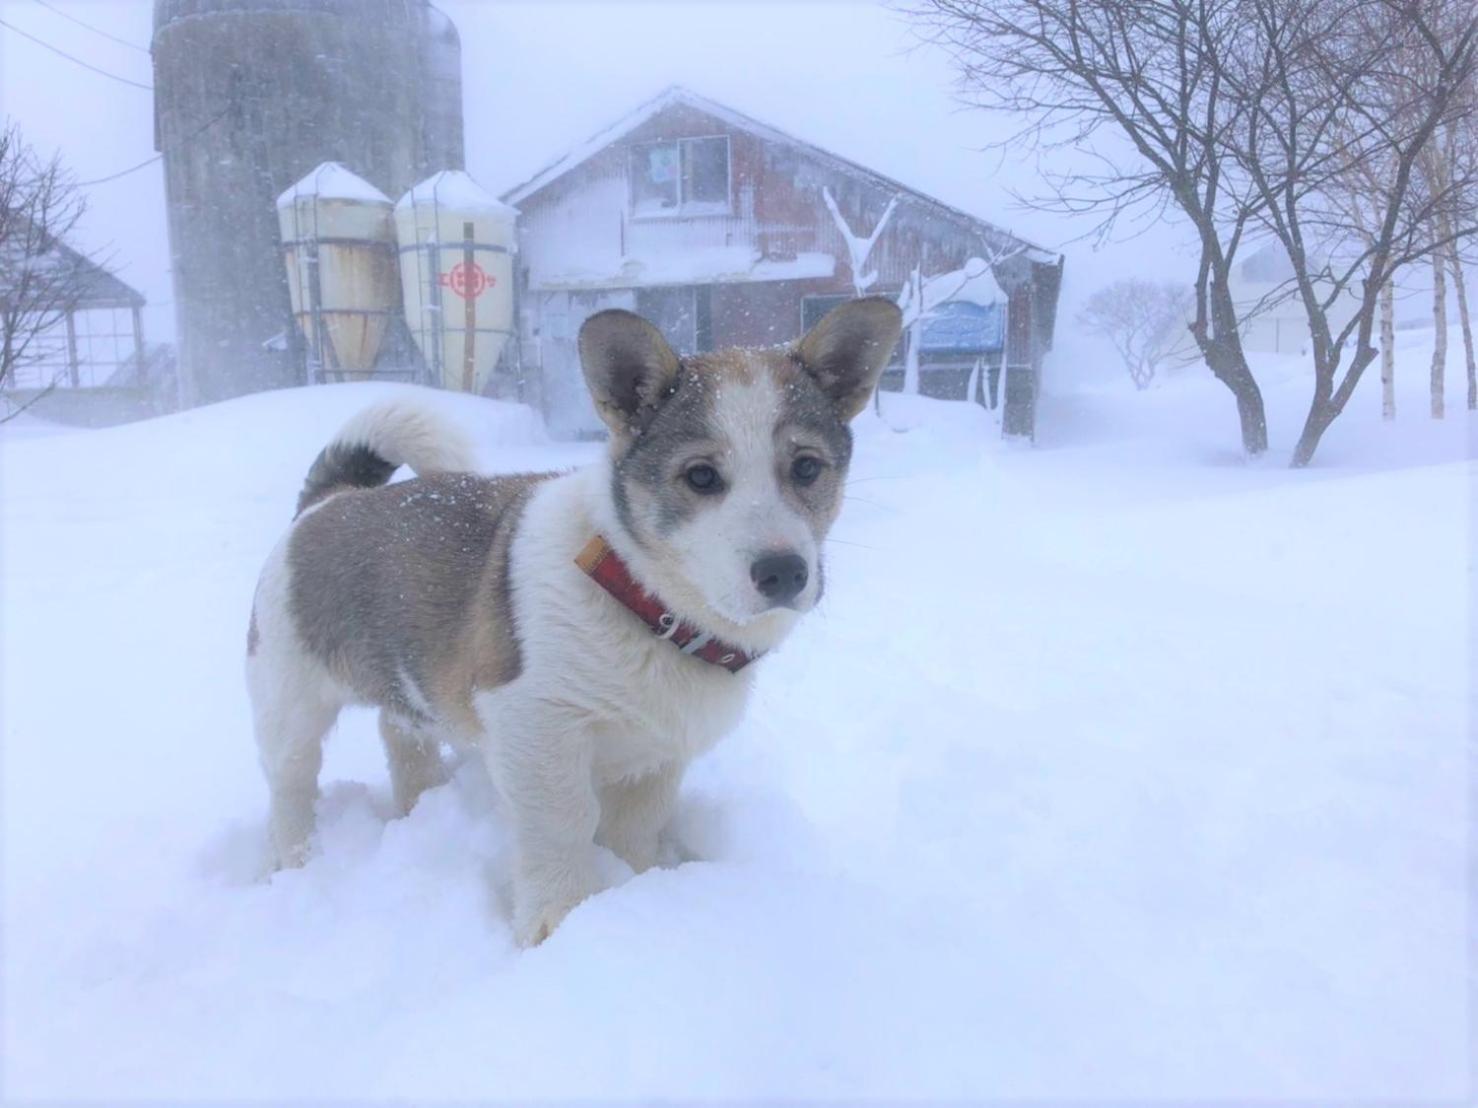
[895,247,1020,394]
[822,186,900,296]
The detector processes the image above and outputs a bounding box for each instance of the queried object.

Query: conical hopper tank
[395,171,516,393]
[276,162,398,380]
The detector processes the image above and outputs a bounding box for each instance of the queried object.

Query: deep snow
[0,336,1469,1101]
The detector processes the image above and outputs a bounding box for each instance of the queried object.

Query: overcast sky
[1,0,1197,368]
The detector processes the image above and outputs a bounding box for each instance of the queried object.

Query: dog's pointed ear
[579,309,682,438]
[795,297,903,421]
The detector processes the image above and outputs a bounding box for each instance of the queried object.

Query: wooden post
[462,220,476,393]
[1002,282,1036,439]
[131,304,147,387]
[64,310,81,388]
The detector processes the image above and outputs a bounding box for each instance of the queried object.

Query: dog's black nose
[750,552,808,605]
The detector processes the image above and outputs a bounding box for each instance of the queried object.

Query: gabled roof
[0,218,145,309]
[502,86,1054,259]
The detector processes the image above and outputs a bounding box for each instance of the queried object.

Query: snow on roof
[925,257,1005,310]
[396,170,518,219]
[531,247,835,291]
[276,162,390,207]
[899,256,1008,328]
[0,219,145,308]
[502,85,1053,258]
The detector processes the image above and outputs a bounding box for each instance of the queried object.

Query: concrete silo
[152,0,465,405]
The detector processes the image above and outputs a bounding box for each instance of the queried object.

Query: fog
[2,3,1468,1099]
[1,0,1196,383]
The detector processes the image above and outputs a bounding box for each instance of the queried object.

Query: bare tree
[911,0,1476,465]
[1209,0,1475,461]
[1429,198,1447,418]
[1454,236,1477,410]
[1327,117,1402,420]
[1078,278,1192,388]
[910,0,1271,453]
[1380,279,1397,419]
[0,120,92,395]
[1323,13,1478,426]
[1424,92,1472,413]
[1415,101,1467,419]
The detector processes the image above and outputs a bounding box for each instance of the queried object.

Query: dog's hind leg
[379,712,447,815]
[248,652,338,870]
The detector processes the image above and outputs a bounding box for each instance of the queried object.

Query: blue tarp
[921,300,1003,354]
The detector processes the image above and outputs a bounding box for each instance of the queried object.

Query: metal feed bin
[277,162,400,381]
[395,170,516,394]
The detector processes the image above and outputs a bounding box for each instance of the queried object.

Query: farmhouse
[503,87,1064,438]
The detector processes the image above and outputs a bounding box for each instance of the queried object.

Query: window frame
[634,285,713,355]
[628,134,733,219]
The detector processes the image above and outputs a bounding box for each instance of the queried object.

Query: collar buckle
[575,535,757,674]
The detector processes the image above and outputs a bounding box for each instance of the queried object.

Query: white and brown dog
[246,297,902,944]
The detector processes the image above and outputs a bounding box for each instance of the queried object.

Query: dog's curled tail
[295,400,476,516]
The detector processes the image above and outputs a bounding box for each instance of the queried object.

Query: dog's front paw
[655,830,699,867]
[512,904,563,948]
[271,815,317,874]
[512,856,606,947]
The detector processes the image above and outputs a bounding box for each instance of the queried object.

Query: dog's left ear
[795,297,903,421]
[579,309,682,439]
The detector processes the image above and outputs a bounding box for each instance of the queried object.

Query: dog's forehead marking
[686,346,842,448]
[708,362,784,462]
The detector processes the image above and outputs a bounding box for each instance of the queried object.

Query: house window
[8,306,139,390]
[682,137,729,207]
[636,286,712,354]
[631,143,680,212]
[630,136,731,216]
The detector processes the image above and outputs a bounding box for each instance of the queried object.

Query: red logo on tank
[439,262,493,299]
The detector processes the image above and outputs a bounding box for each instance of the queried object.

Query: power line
[77,151,162,187]
[77,109,231,187]
[0,16,152,91]
[28,0,150,55]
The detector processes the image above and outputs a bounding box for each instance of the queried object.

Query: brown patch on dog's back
[287,471,551,733]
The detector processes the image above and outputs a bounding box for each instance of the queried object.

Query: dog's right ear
[579,310,682,439]
[795,297,903,421]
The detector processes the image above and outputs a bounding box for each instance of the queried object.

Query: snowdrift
[0,357,1467,1100]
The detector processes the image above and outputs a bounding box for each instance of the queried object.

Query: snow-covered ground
[1,334,1469,1101]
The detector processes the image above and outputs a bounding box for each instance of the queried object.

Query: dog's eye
[791,456,824,485]
[684,464,722,494]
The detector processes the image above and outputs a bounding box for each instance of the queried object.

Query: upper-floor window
[629,136,730,216]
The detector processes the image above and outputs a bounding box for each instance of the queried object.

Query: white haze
[0,0,1197,384]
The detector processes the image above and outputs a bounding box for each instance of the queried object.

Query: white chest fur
[476,470,757,785]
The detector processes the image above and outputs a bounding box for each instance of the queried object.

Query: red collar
[575,535,760,674]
